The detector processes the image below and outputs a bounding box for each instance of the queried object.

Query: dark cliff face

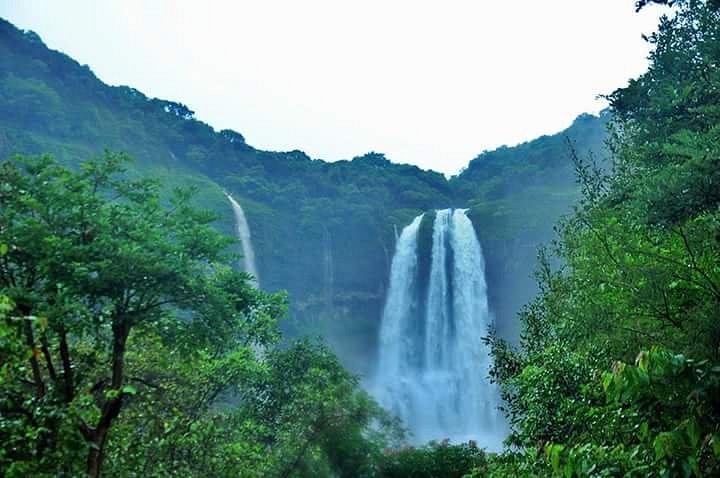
[0,17,607,373]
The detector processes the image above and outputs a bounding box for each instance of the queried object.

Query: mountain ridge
[0,16,607,371]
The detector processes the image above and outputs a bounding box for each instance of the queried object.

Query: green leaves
[546,444,565,474]
[0,153,291,476]
[539,349,720,476]
[120,385,137,396]
[379,441,488,478]
[652,432,675,460]
[478,3,720,477]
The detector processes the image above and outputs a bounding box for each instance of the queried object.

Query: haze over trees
[1,0,719,476]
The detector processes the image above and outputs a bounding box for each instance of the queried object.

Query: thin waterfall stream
[226,194,260,286]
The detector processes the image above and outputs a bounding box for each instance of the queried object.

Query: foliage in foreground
[482,1,720,476]
[0,153,397,477]
[378,441,488,478]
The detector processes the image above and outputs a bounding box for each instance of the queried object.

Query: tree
[0,152,284,477]
[241,340,402,478]
[635,0,677,11]
[635,0,720,12]
[483,1,720,474]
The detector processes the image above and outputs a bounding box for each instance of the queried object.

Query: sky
[0,1,665,175]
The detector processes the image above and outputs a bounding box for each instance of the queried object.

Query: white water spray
[226,194,259,286]
[374,209,505,449]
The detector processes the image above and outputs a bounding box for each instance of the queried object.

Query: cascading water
[374,209,505,449]
[226,194,260,286]
[322,226,334,311]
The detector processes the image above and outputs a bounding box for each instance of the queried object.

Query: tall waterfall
[374,209,505,449]
[226,194,260,286]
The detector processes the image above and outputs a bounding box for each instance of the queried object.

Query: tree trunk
[59,327,75,403]
[86,429,109,478]
[85,319,130,478]
[17,302,45,398]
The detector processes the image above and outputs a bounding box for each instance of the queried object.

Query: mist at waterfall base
[373,209,506,450]
[225,195,506,447]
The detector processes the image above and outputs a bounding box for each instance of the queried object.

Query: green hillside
[0,17,605,371]
[454,112,609,338]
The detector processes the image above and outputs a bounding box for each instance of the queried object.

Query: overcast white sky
[0,1,665,175]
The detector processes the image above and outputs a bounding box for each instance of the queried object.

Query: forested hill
[455,112,610,338]
[0,17,605,370]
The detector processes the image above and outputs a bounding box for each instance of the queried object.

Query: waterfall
[226,194,259,286]
[322,226,334,311]
[374,209,505,449]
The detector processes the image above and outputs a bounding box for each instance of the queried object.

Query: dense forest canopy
[2,0,720,476]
